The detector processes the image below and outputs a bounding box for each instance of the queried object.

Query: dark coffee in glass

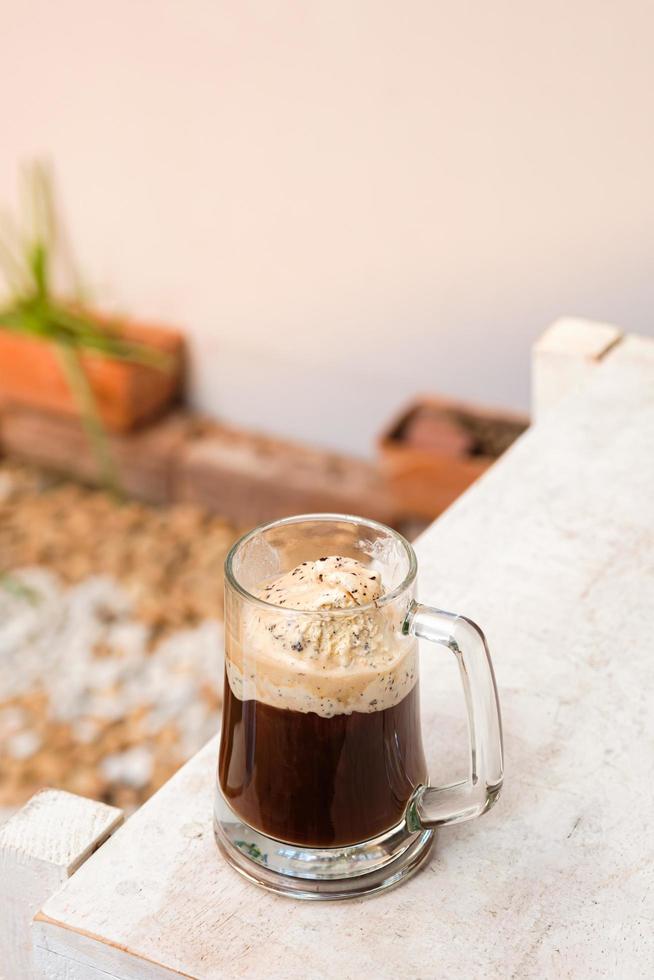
[219,679,427,847]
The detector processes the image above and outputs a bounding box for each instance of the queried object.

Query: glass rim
[224,512,418,617]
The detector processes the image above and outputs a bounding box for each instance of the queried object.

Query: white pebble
[7,730,41,760]
[101,746,153,789]
[0,706,27,737]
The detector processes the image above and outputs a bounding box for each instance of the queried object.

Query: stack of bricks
[0,407,396,527]
[175,423,395,525]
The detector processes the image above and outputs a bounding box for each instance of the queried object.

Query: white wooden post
[531,316,622,420]
[0,789,123,979]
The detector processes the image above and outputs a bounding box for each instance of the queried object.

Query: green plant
[0,161,169,493]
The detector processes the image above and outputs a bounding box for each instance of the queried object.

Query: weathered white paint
[27,325,654,978]
[531,316,622,420]
[0,789,123,980]
[32,947,130,980]
[33,924,184,980]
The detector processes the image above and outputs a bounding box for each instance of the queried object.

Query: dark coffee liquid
[218,674,428,847]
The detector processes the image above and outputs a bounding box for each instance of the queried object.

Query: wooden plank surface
[531,315,622,420]
[0,789,123,979]
[33,335,654,979]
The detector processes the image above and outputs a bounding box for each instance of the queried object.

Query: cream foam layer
[225,556,418,717]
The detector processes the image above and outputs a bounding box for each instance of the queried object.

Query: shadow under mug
[214,514,503,899]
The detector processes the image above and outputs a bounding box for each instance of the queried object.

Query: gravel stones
[0,461,238,808]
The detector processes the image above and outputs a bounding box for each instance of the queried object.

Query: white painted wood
[0,789,123,980]
[531,315,622,420]
[33,923,183,980]
[30,335,654,978]
[606,330,654,365]
[31,947,122,980]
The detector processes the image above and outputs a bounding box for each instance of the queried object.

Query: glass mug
[214,514,503,899]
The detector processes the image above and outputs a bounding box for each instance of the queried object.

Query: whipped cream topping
[225,556,417,717]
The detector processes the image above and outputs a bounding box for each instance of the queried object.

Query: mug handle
[403,601,504,829]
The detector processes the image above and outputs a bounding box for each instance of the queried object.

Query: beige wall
[3,1,654,455]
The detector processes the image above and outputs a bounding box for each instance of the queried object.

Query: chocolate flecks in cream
[225,556,418,717]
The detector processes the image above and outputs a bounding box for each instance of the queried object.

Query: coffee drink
[218,556,427,847]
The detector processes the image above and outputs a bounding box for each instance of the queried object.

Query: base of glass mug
[213,793,434,900]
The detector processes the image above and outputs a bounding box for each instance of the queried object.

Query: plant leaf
[54,342,123,497]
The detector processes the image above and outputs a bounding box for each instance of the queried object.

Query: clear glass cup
[214,514,503,899]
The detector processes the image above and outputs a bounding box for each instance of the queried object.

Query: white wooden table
[2,319,653,978]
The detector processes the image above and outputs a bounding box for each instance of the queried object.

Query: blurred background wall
[2,0,654,456]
